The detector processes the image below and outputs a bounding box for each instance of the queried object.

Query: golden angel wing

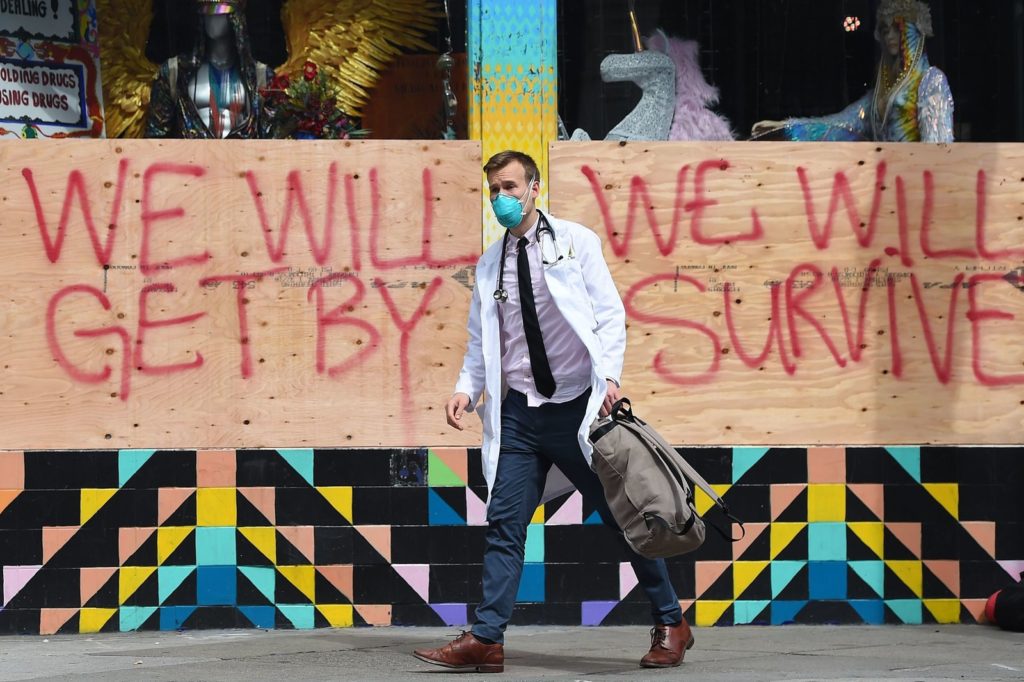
[97,0,157,138]
[280,0,440,117]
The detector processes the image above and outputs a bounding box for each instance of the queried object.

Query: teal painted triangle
[732,447,770,483]
[885,598,923,624]
[850,600,885,625]
[428,488,466,526]
[277,449,314,486]
[885,447,921,482]
[733,600,770,625]
[583,510,603,525]
[119,449,157,487]
[279,604,315,629]
[239,566,276,603]
[524,524,544,562]
[849,561,885,598]
[770,561,806,598]
[119,605,158,632]
[158,565,196,603]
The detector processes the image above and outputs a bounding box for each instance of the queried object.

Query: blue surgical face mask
[491,174,535,229]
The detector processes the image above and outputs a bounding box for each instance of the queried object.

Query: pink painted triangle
[432,448,468,486]
[40,608,79,635]
[356,526,391,563]
[317,565,353,602]
[43,527,79,563]
[80,567,118,606]
[961,521,996,559]
[119,527,156,566]
[695,561,731,598]
[619,562,638,600]
[546,491,582,526]
[466,489,487,526]
[393,564,430,602]
[678,599,695,617]
[924,560,960,597]
[3,565,41,606]
[158,488,194,526]
[0,490,21,517]
[732,522,768,561]
[277,526,314,564]
[239,487,276,525]
[997,560,1024,583]
[961,598,988,623]
[848,483,885,520]
[886,522,922,559]
[770,484,806,521]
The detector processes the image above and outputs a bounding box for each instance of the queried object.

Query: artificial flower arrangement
[261,61,368,140]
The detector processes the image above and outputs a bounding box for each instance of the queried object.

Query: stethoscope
[493,211,564,303]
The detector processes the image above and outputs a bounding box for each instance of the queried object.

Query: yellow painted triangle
[81,489,117,524]
[317,604,353,627]
[239,527,277,563]
[79,607,117,634]
[923,598,961,624]
[733,561,770,598]
[695,599,732,627]
[770,522,806,560]
[923,483,958,519]
[886,560,923,597]
[849,522,885,559]
[157,527,193,565]
[278,565,316,602]
[695,485,731,516]
[531,504,544,524]
[319,486,353,523]
[119,566,156,604]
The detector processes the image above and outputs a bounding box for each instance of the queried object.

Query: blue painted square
[850,599,885,625]
[239,605,276,629]
[808,523,847,561]
[196,527,236,565]
[808,561,847,600]
[197,565,236,606]
[516,563,544,602]
[159,605,196,630]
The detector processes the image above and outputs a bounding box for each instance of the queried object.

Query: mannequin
[752,0,953,142]
[145,0,272,138]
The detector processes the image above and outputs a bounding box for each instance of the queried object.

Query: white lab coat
[453,212,626,500]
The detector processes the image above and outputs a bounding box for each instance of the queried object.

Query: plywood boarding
[0,140,485,449]
[550,142,1024,445]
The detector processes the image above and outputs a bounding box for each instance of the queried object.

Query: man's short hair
[483,150,540,184]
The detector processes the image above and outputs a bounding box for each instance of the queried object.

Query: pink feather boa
[645,32,735,141]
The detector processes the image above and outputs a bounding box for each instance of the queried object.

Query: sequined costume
[145,5,273,139]
[757,0,953,143]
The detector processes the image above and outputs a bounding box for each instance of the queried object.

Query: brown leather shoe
[413,631,504,673]
[640,619,695,668]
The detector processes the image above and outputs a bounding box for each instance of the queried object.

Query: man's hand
[445,393,472,430]
[600,379,622,417]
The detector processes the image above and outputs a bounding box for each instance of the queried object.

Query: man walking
[413,150,693,673]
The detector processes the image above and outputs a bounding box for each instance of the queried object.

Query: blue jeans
[472,389,682,644]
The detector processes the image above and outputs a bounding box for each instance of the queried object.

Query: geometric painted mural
[0,447,1021,634]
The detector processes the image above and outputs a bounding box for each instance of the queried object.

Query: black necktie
[517,237,556,398]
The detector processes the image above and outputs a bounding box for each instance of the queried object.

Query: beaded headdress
[875,0,934,39]
[196,0,245,15]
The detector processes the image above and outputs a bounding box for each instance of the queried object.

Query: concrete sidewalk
[0,625,1021,681]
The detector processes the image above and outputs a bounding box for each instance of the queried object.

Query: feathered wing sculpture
[98,0,440,138]
[279,0,440,118]
[97,0,156,139]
